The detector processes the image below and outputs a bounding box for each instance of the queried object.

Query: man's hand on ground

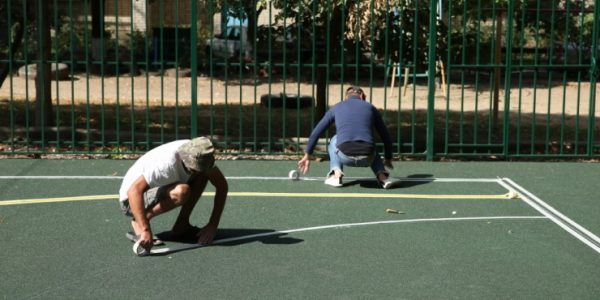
[384,158,394,170]
[196,223,218,245]
[139,230,154,252]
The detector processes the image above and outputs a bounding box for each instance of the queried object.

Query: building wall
[149,0,195,28]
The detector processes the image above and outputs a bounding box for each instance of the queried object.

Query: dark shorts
[119,186,168,217]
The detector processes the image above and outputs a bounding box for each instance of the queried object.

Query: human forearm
[206,168,229,227]
[127,176,152,237]
[197,170,228,245]
[128,191,151,233]
[305,112,333,154]
[208,189,227,226]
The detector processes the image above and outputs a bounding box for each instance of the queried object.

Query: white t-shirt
[119,140,192,202]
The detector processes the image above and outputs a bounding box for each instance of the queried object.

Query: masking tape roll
[133,240,149,257]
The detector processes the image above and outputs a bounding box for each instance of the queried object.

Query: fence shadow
[0,100,599,157]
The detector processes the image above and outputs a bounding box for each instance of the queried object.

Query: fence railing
[0,0,598,160]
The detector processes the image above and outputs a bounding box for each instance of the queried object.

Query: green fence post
[587,2,599,156]
[425,0,438,161]
[502,0,516,158]
[190,0,198,137]
[36,0,52,148]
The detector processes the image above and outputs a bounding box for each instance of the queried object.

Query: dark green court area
[1,159,599,299]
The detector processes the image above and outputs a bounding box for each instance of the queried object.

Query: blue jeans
[328,135,387,177]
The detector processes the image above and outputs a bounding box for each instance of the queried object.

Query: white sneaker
[324,175,343,187]
[379,177,399,189]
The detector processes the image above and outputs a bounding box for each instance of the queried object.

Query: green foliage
[251,0,598,67]
[3,0,597,70]
[196,20,211,65]
[126,30,152,61]
[251,0,441,67]
[0,1,22,56]
[50,19,89,60]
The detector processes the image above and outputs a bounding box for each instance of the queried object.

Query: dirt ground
[1,71,598,116]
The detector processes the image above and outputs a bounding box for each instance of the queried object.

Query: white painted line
[0,176,124,180]
[0,175,503,183]
[501,178,600,254]
[148,215,547,255]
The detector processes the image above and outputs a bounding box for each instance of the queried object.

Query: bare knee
[169,183,191,205]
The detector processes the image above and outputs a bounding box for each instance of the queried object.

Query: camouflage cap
[178,137,215,172]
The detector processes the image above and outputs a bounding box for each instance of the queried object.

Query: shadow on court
[214,229,304,246]
[152,228,304,256]
[147,228,305,256]
[346,173,434,189]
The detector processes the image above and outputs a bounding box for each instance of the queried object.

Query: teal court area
[1,159,599,299]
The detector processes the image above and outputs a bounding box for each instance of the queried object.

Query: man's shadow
[343,173,435,189]
[153,228,303,255]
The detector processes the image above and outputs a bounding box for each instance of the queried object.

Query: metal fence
[1,0,598,160]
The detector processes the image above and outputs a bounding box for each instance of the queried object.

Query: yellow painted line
[227,192,511,199]
[0,194,120,205]
[0,191,515,206]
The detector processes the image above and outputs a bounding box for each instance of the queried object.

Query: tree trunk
[0,25,23,88]
[0,5,24,88]
[492,11,503,131]
[316,67,327,120]
[35,0,53,132]
[314,5,343,121]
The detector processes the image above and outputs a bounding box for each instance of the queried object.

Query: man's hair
[345,86,365,99]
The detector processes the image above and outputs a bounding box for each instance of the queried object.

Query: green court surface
[1,159,599,299]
